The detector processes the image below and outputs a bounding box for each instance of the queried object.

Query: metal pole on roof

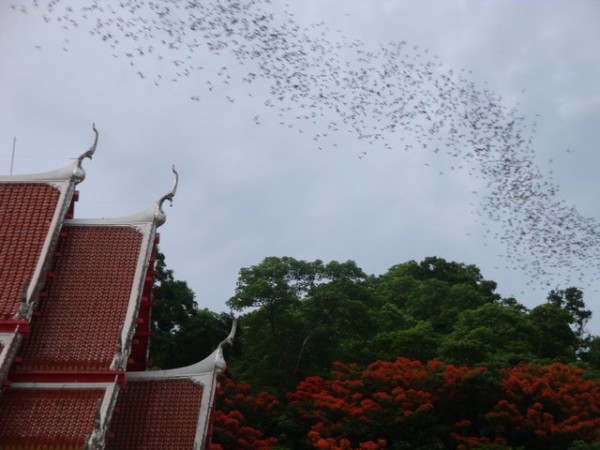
[10,137,16,175]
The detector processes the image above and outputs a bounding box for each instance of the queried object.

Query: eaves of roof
[0,381,117,449]
[107,319,237,449]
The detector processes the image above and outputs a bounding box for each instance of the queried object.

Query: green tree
[547,288,592,348]
[583,336,600,372]
[529,303,578,362]
[150,248,230,368]
[227,256,593,392]
[439,303,537,367]
[227,256,372,393]
[151,248,197,334]
[367,320,441,363]
[375,257,499,334]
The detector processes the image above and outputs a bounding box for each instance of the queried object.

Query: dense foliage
[226,256,597,393]
[152,253,600,448]
[289,359,600,449]
[209,376,279,450]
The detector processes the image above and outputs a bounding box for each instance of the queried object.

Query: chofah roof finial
[214,317,237,371]
[72,124,98,183]
[220,315,237,349]
[155,165,179,226]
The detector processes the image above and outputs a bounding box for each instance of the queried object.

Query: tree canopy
[225,256,592,395]
[152,252,600,448]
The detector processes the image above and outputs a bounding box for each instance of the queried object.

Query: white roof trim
[128,348,224,380]
[88,377,120,450]
[127,319,236,380]
[0,159,81,183]
[65,204,162,227]
[8,382,114,389]
[0,332,21,383]
[64,164,178,228]
[0,125,97,184]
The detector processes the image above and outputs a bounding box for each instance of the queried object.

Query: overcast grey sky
[1,1,599,330]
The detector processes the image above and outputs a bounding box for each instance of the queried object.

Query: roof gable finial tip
[155,165,179,226]
[158,165,179,210]
[72,124,99,183]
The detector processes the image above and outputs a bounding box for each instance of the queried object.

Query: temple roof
[107,319,237,448]
[0,128,230,448]
[0,127,97,322]
[14,224,147,372]
[106,379,204,450]
[0,387,105,448]
[0,183,64,319]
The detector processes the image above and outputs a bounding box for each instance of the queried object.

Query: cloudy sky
[1,1,599,330]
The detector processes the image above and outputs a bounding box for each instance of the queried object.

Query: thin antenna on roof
[10,137,16,175]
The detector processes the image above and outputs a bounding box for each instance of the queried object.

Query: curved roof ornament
[219,316,237,349]
[214,316,237,371]
[154,165,179,226]
[72,124,98,184]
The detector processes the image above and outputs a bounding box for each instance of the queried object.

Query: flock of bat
[13,0,598,293]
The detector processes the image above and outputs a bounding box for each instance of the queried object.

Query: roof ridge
[0,125,97,184]
[127,318,236,380]
[64,165,179,228]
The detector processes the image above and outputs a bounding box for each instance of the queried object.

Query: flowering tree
[289,359,600,449]
[209,376,279,450]
[485,363,600,448]
[289,358,496,449]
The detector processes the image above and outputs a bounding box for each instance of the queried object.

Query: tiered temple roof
[0,388,106,448]
[0,128,230,449]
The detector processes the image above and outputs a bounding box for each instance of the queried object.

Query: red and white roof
[0,128,230,449]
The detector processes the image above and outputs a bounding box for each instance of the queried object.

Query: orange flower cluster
[289,359,600,449]
[485,363,600,447]
[209,376,279,449]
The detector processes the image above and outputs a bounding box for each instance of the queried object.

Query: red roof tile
[0,388,103,448]
[106,379,204,449]
[0,183,61,319]
[15,225,143,371]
